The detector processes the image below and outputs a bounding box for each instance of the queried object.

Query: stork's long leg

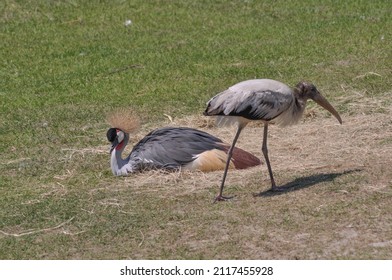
[214,124,244,202]
[261,123,277,189]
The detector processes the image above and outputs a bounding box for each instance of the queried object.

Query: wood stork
[204,79,342,201]
[106,112,261,176]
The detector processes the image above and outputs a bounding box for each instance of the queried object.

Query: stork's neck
[291,88,308,121]
[277,89,307,126]
[294,95,307,112]
[110,133,133,176]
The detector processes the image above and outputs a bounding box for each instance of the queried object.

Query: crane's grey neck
[110,133,133,176]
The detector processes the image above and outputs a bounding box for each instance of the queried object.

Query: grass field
[1,0,391,259]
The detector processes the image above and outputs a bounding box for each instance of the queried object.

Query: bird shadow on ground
[254,168,363,197]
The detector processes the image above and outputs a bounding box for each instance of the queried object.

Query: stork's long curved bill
[312,93,342,124]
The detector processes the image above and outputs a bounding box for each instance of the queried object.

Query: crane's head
[107,128,127,153]
[296,81,342,124]
[106,108,140,153]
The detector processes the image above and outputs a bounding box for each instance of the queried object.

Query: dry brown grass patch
[8,99,389,259]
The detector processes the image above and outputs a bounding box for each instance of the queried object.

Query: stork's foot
[213,194,235,203]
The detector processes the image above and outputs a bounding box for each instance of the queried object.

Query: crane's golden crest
[107,108,140,133]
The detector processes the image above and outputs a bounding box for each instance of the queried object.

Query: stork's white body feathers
[206,79,305,127]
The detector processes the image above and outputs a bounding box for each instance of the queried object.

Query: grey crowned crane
[204,79,342,202]
[106,111,261,176]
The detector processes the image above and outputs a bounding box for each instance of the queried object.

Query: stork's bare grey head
[295,81,342,124]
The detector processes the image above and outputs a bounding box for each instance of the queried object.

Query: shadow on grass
[254,168,363,197]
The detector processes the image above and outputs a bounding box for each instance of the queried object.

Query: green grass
[1,0,392,259]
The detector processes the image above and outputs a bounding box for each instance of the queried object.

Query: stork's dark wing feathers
[233,90,291,120]
[205,89,293,121]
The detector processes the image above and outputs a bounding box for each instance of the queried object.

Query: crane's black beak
[109,138,119,154]
[312,92,342,124]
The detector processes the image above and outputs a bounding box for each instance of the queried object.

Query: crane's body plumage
[204,79,342,201]
[108,126,261,176]
[127,127,224,170]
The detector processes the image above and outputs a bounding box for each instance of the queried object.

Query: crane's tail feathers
[184,149,232,172]
[107,108,140,133]
[185,146,261,172]
[222,144,262,169]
